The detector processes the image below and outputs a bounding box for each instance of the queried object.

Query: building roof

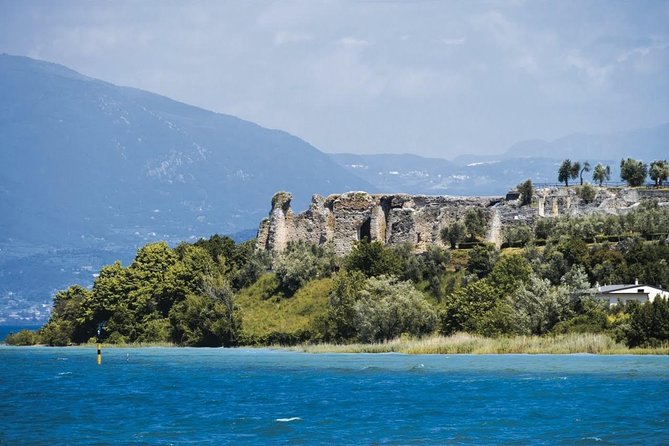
[585,284,668,294]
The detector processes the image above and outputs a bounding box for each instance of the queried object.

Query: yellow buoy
[97,343,102,365]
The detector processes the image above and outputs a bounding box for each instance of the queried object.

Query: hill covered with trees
[6,197,669,350]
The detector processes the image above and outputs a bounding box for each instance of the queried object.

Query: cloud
[441,37,465,46]
[616,40,669,63]
[273,31,312,46]
[564,51,613,85]
[337,36,371,47]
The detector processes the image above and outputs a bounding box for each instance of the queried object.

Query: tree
[467,244,499,279]
[353,276,437,342]
[620,158,648,187]
[511,275,574,335]
[344,239,401,278]
[625,298,669,347]
[463,208,488,240]
[273,242,321,295]
[592,163,611,186]
[325,270,366,341]
[578,183,596,204]
[517,179,533,206]
[649,160,669,187]
[440,222,466,248]
[579,161,591,185]
[503,225,533,247]
[558,159,580,187]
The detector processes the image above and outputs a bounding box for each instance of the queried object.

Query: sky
[1,0,668,158]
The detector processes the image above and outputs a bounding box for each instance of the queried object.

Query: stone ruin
[256,188,669,256]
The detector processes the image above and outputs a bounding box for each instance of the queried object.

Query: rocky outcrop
[257,188,669,255]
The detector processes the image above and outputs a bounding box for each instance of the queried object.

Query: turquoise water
[1,348,668,445]
[0,326,40,342]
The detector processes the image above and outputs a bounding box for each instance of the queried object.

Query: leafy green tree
[5,329,40,346]
[467,244,499,279]
[273,242,321,295]
[579,161,591,185]
[625,298,669,347]
[620,158,648,187]
[649,160,669,187]
[440,279,515,336]
[464,208,488,240]
[344,239,401,278]
[558,159,580,187]
[517,179,533,206]
[578,183,596,204]
[324,270,366,341]
[411,246,451,301]
[488,254,533,295]
[510,275,574,335]
[592,163,611,186]
[169,293,238,346]
[440,222,466,249]
[353,276,437,342]
[503,225,533,247]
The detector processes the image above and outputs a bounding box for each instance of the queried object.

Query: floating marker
[97,343,102,365]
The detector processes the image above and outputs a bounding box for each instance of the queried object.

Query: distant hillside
[503,124,669,161]
[330,153,621,196]
[332,123,668,195]
[0,54,372,323]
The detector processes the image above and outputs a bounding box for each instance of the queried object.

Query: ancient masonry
[256,188,669,256]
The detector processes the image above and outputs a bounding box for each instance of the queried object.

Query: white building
[586,280,669,306]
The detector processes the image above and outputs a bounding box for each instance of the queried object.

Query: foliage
[503,225,532,247]
[578,183,596,204]
[620,158,648,187]
[440,279,513,336]
[324,271,366,342]
[353,276,437,342]
[236,277,332,345]
[558,159,580,187]
[467,243,499,279]
[625,298,669,347]
[440,222,466,248]
[344,239,401,278]
[510,275,574,335]
[592,163,611,186]
[649,159,669,187]
[4,329,40,346]
[464,208,488,240]
[517,179,533,206]
[273,241,336,295]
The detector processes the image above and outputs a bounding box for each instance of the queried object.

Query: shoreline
[4,333,669,355]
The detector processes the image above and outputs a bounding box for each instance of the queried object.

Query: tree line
[6,202,669,349]
[558,158,669,187]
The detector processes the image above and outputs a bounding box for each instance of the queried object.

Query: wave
[275,417,301,422]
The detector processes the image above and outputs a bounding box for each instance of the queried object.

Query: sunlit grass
[290,333,669,355]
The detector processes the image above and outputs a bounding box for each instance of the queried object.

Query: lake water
[1,347,667,445]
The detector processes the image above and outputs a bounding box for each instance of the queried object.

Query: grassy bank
[289,333,669,355]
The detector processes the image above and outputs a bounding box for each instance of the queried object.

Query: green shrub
[4,329,40,346]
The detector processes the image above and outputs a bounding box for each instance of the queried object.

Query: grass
[289,333,669,355]
[236,274,332,343]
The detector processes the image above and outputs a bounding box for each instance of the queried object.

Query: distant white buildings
[585,279,669,306]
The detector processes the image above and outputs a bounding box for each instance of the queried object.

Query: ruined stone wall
[257,191,502,255]
[256,188,669,255]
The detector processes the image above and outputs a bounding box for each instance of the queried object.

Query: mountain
[0,54,372,323]
[332,123,668,196]
[504,124,669,161]
[330,153,607,196]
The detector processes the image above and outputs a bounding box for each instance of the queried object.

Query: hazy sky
[1,0,668,158]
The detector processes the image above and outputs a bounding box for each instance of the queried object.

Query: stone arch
[358,217,372,241]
